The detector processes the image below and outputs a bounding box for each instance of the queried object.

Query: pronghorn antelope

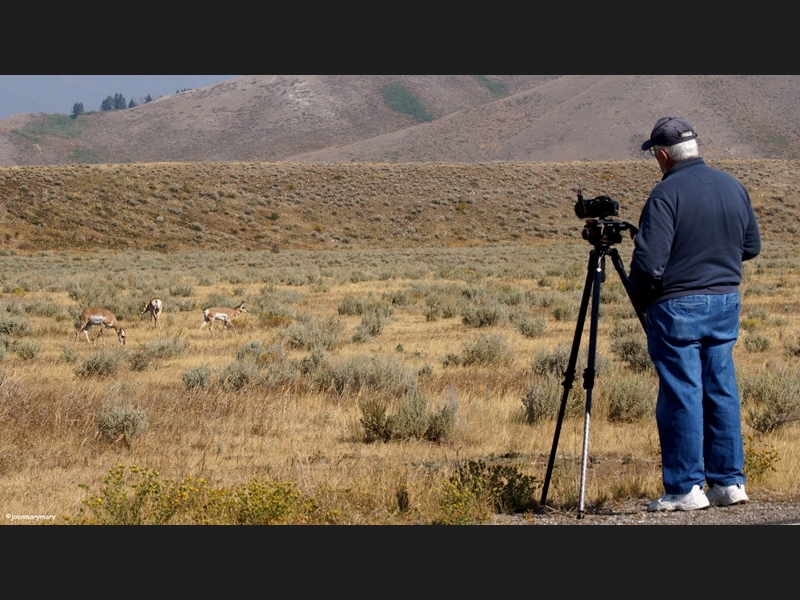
[141,298,163,328]
[199,301,248,333]
[75,307,126,345]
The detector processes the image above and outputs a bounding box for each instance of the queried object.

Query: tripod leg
[609,248,646,332]
[540,250,599,506]
[578,252,605,519]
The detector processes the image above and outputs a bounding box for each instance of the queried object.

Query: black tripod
[539,216,645,519]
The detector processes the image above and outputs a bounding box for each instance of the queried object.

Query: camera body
[574,190,619,220]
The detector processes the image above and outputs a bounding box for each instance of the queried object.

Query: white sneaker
[647,485,710,512]
[706,483,749,507]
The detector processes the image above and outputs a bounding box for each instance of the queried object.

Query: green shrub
[96,405,149,446]
[71,465,310,525]
[743,435,780,482]
[359,394,457,443]
[182,364,212,390]
[447,459,539,515]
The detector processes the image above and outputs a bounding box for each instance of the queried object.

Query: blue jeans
[646,293,746,495]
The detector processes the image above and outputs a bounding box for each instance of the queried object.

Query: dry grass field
[1,236,798,524]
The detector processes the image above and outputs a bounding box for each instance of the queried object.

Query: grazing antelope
[75,307,126,345]
[199,301,248,333]
[141,298,163,328]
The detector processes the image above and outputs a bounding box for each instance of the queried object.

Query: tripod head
[582,218,639,248]
[574,188,639,249]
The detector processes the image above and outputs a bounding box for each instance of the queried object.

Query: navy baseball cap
[641,117,697,151]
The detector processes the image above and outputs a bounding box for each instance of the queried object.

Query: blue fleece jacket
[627,157,761,313]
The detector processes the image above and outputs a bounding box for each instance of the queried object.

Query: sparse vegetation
[1,155,799,525]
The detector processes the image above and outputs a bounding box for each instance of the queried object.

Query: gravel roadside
[491,496,800,525]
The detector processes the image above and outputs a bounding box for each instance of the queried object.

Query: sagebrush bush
[219,360,261,391]
[461,302,507,328]
[0,314,30,336]
[610,336,654,373]
[314,354,417,398]
[74,350,125,378]
[531,345,572,377]
[460,333,513,367]
[147,336,190,360]
[182,364,212,390]
[606,371,657,423]
[61,344,77,364]
[359,394,457,443]
[337,294,393,317]
[170,283,194,297]
[352,309,392,343]
[13,340,42,360]
[515,316,547,338]
[744,333,771,353]
[237,340,265,362]
[283,316,343,350]
[96,404,149,446]
[740,369,800,433]
[522,376,566,424]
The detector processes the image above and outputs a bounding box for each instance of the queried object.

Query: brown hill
[0,159,796,254]
[1,76,800,167]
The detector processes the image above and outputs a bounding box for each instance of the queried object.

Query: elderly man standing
[628,117,762,512]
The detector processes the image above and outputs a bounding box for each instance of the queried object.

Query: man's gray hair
[654,138,700,162]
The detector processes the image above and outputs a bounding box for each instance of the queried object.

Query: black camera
[574,189,619,220]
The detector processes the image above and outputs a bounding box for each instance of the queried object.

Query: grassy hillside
[1,159,799,253]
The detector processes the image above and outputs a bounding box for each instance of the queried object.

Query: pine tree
[70,102,85,119]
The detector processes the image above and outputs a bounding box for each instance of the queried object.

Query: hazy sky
[0,75,241,120]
